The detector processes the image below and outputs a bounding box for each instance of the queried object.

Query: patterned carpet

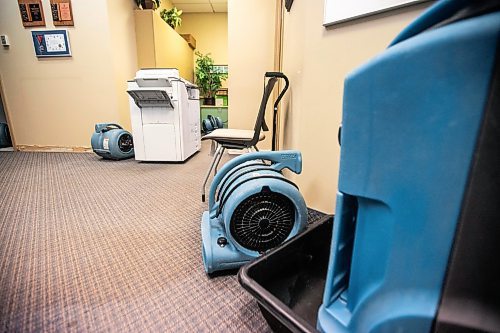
[0,143,325,332]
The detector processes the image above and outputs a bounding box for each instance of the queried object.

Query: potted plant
[195,51,228,105]
[135,0,160,10]
[160,7,183,30]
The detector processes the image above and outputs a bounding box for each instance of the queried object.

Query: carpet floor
[0,143,325,332]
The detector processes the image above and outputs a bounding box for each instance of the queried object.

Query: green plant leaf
[194,52,227,98]
[160,6,183,29]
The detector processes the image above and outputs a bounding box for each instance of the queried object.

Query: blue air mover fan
[0,122,12,148]
[91,123,134,160]
[201,150,308,274]
[202,115,224,134]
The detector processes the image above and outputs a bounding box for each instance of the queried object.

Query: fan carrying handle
[265,72,290,151]
[208,150,302,211]
[95,123,123,133]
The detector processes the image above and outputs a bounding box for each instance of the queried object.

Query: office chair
[201,72,289,202]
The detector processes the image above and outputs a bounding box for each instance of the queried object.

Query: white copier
[127,69,201,162]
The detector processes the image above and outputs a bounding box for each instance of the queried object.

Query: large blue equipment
[91,123,134,160]
[318,1,500,332]
[238,1,500,332]
[202,150,308,274]
[202,115,224,134]
[0,122,12,148]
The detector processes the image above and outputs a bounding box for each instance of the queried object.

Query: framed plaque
[18,0,46,27]
[50,0,74,26]
[32,30,72,57]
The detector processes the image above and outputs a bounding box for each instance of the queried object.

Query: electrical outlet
[0,35,9,47]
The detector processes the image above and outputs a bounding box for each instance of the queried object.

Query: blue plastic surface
[202,150,308,274]
[91,123,134,160]
[318,2,500,332]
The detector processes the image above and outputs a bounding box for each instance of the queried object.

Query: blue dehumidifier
[202,150,308,274]
[318,1,500,332]
[91,123,134,160]
[238,1,500,332]
[202,115,224,134]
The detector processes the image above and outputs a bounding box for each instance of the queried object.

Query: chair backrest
[244,77,278,147]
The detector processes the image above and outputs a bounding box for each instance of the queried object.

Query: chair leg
[202,145,224,202]
[209,140,217,156]
[214,147,225,175]
[254,145,267,164]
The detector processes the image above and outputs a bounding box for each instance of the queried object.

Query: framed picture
[31,30,72,57]
[323,0,431,26]
[50,0,74,26]
[18,0,46,27]
[211,65,228,74]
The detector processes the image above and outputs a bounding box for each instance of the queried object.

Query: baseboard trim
[16,145,92,153]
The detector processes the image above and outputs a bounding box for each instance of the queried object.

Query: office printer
[127,69,201,162]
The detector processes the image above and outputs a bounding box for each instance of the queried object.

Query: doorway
[0,80,14,151]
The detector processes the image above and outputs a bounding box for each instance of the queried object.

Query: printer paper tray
[127,89,173,108]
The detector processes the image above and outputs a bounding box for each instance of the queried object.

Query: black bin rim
[238,214,334,333]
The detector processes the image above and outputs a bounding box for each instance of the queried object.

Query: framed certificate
[31,30,72,57]
[18,0,46,27]
[50,0,74,26]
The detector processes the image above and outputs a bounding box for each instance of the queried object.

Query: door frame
[0,77,17,150]
[273,0,285,150]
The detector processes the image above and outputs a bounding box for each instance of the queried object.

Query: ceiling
[171,0,228,13]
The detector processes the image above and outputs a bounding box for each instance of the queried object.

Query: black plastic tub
[238,215,334,333]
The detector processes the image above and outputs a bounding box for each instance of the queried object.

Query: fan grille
[230,191,295,252]
[118,134,133,153]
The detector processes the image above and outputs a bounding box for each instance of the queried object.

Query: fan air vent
[118,133,134,153]
[230,191,295,252]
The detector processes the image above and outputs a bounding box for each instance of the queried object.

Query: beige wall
[153,12,194,82]
[134,10,156,68]
[0,0,138,149]
[227,0,276,148]
[134,10,194,82]
[228,1,428,213]
[107,0,139,130]
[179,13,228,65]
[158,0,174,12]
[281,2,429,213]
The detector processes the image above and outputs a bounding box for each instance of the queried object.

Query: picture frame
[211,65,228,75]
[31,30,72,58]
[50,0,74,26]
[323,0,431,26]
[18,0,46,28]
